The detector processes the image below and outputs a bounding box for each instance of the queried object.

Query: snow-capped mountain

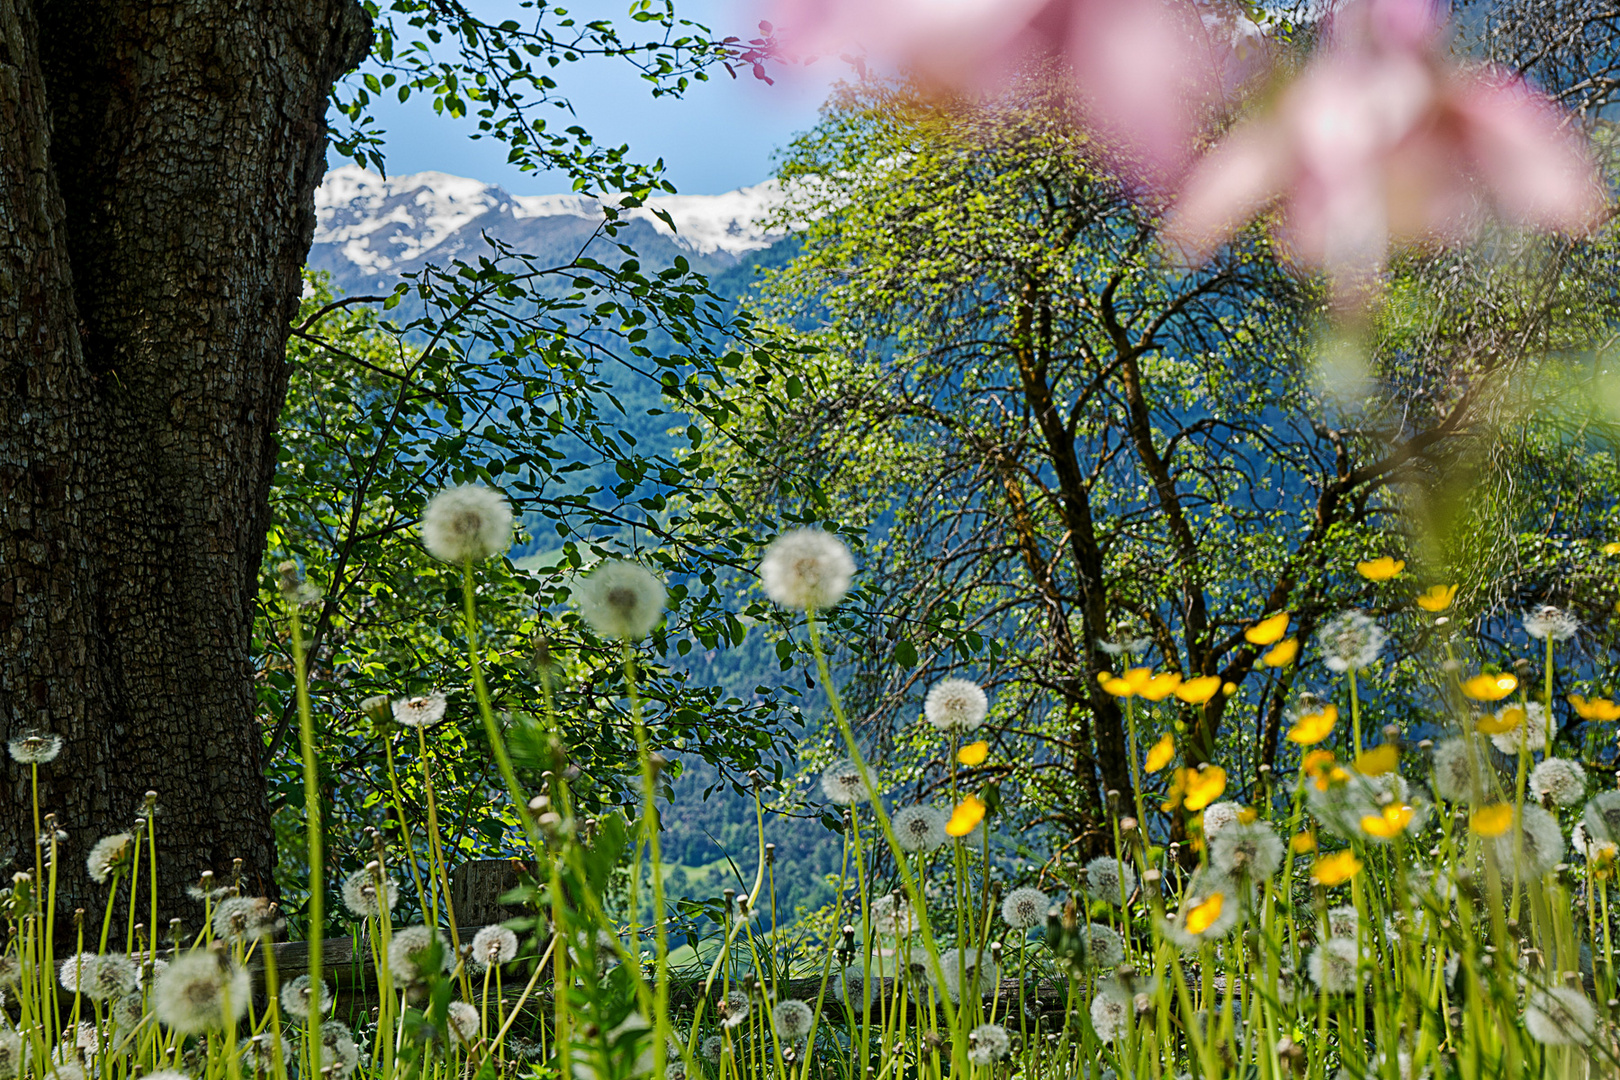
[310,164,786,295]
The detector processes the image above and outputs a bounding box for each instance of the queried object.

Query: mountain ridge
[311,164,786,295]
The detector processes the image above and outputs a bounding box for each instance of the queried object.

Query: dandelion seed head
[1327,905,1359,939]
[1307,938,1359,994]
[1085,923,1126,970]
[576,561,668,640]
[391,694,448,729]
[86,833,134,885]
[1001,886,1050,930]
[1161,873,1240,950]
[470,925,519,971]
[720,990,750,1030]
[8,731,62,765]
[1431,738,1485,803]
[893,805,947,853]
[386,925,449,985]
[0,956,19,987]
[212,896,281,944]
[421,484,513,564]
[315,1020,361,1078]
[1525,986,1596,1045]
[1200,801,1242,838]
[340,868,399,918]
[58,953,101,998]
[447,1001,480,1046]
[280,975,332,1015]
[701,1036,725,1064]
[1523,605,1579,642]
[967,1023,1011,1066]
[771,999,814,1042]
[1573,821,1618,863]
[819,760,867,805]
[1585,790,1620,846]
[153,950,250,1034]
[1089,983,1131,1043]
[869,892,917,937]
[759,529,855,610]
[1082,856,1137,906]
[0,1030,25,1079]
[1489,703,1551,754]
[1493,803,1565,877]
[1209,820,1284,882]
[1531,758,1587,806]
[924,679,988,733]
[90,953,138,1001]
[1318,610,1386,672]
[931,952,998,1002]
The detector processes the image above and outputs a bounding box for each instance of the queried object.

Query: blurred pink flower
[1164,0,1606,302]
[768,0,1254,179]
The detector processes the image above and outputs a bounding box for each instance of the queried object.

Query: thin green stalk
[288,605,322,1075]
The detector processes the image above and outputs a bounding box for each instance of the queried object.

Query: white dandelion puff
[387,925,450,984]
[1209,820,1284,883]
[470,925,520,971]
[1089,983,1132,1043]
[967,1023,1012,1066]
[1431,738,1486,803]
[1307,938,1359,994]
[421,484,513,564]
[1001,887,1050,930]
[869,892,918,937]
[719,990,750,1030]
[1085,923,1126,970]
[1573,822,1618,863]
[1493,803,1564,877]
[893,805,947,853]
[1200,801,1242,838]
[700,1036,725,1064]
[924,679,988,733]
[391,694,448,729]
[759,529,855,610]
[153,950,250,1034]
[819,760,868,805]
[1525,986,1596,1045]
[86,833,134,884]
[58,954,101,998]
[447,1001,481,1046]
[8,731,62,765]
[1530,758,1587,807]
[771,999,814,1042]
[340,867,399,919]
[931,951,999,1002]
[212,896,281,943]
[1489,703,1550,755]
[1318,610,1386,673]
[1161,875,1240,950]
[314,1020,360,1078]
[576,561,668,640]
[90,953,138,1001]
[0,1030,25,1079]
[1327,905,1359,939]
[281,975,333,1014]
[1082,856,1138,906]
[1584,790,1620,845]
[1523,606,1579,643]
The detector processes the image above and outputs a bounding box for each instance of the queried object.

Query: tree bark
[0,0,369,931]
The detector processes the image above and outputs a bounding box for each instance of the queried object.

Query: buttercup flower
[421,484,513,563]
[576,561,668,639]
[759,528,855,610]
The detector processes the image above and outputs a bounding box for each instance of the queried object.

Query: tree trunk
[0,0,369,933]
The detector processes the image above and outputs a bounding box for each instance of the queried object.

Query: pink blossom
[768,0,1251,179]
[1164,0,1605,302]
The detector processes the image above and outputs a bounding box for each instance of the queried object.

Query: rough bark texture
[0,0,369,929]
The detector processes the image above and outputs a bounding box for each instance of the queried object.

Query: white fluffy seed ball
[759,529,855,610]
[421,485,513,564]
[576,561,667,639]
[925,678,988,733]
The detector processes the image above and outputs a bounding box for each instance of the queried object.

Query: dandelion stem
[289,603,322,1076]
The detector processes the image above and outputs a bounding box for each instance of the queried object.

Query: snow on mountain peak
[313,165,784,280]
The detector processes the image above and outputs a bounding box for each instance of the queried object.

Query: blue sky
[337,0,842,195]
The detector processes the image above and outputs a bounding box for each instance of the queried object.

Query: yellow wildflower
[1311,850,1362,886]
[1356,556,1405,581]
[957,741,989,766]
[1244,612,1290,646]
[1287,704,1338,746]
[1460,672,1518,702]
[1263,638,1300,667]
[945,796,985,837]
[1416,584,1457,612]
[1145,734,1175,773]
[1469,803,1514,838]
